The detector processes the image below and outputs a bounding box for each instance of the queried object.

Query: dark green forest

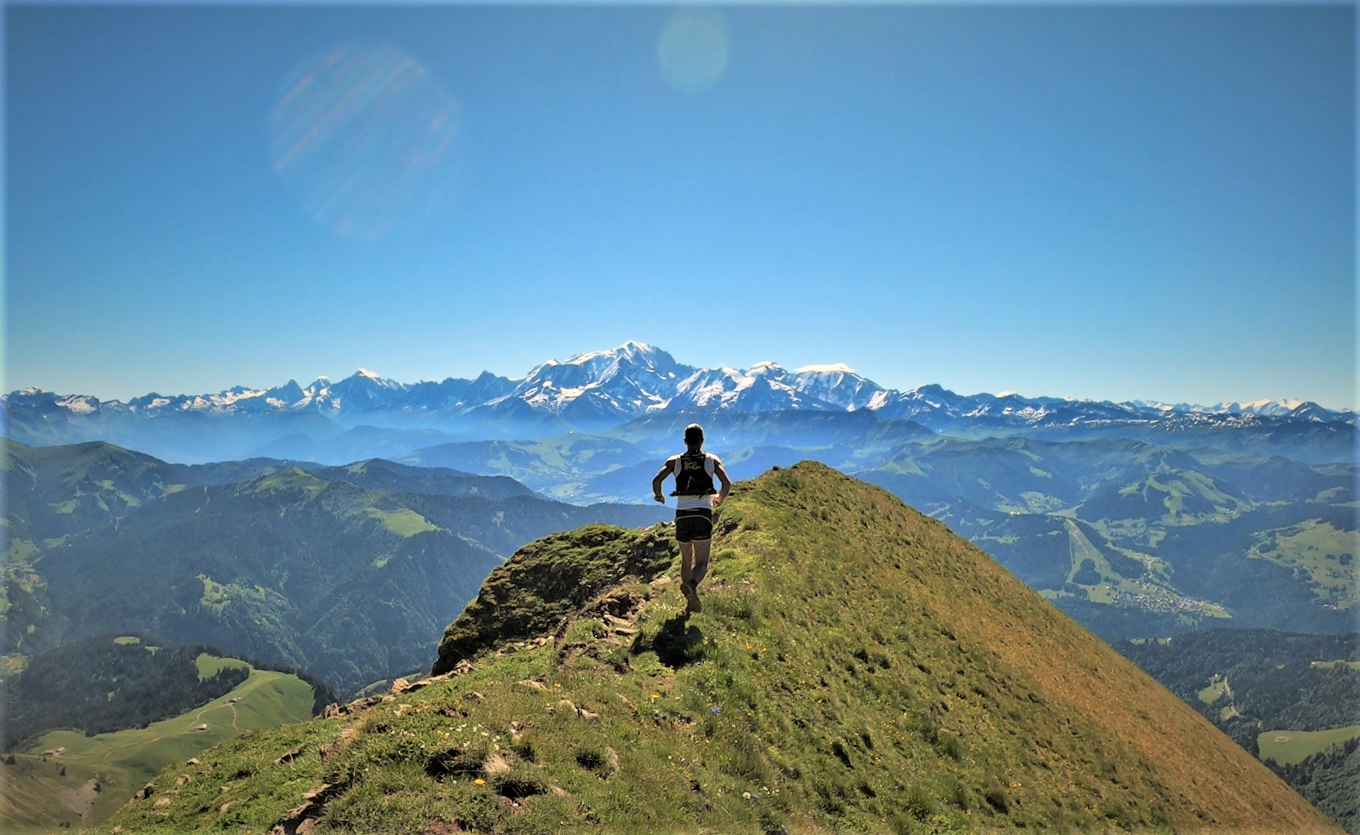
[0,635,339,751]
[1117,628,1360,833]
[1118,628,1359,750]
[1269,737,1360,835]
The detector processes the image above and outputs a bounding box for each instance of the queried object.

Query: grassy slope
[0,662,316,833]
[96,463,1338,834]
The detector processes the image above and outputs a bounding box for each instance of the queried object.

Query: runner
[651,423,731,614]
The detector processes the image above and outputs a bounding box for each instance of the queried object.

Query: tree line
[1267,737,1360,835]
[1,633,339,751]
[1117,628,1359,833]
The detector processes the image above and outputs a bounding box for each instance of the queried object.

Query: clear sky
[6,3,1356,409]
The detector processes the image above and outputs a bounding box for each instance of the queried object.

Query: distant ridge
[7,340,1352,426]
[5,342,1353,463]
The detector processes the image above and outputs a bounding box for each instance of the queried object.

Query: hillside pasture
[1249,519,1358,608]
[0,752,121,834]
[194,651,250,680]
[1197,674,1231,705]
[2,666,315,833]
[1259,725,1360,766]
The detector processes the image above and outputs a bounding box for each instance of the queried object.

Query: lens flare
[657,9,730,95]
[270,43,460,241]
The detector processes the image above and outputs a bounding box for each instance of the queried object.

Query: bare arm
[651,458,676,504]
[712,457,732,506]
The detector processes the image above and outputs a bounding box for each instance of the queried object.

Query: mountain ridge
[97,462,1341,834]
[2,439,667,694]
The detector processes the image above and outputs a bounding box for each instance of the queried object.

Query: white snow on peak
[59,395,99,414]
[796,362,855,374]
[215,388,266,406]
[564,341,655,366]
[357,368,382,380]
[1240,398,1305,411]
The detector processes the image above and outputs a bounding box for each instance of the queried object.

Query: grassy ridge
[0,664,316,833]
[97,463,1339,834]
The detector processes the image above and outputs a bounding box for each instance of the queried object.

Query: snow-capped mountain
[791,363,885,411]
[5,341,1354,447]
[478,342,695,424]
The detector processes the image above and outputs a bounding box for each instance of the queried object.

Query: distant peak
[796,362,855,374]
[357,368,382,380]
[565,341,659,365]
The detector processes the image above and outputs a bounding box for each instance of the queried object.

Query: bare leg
[691,538,712,588]
[679,541,695,589]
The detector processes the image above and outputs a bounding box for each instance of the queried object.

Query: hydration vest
[672,451,717,496]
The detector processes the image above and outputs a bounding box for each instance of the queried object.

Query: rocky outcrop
[431,524,676,675]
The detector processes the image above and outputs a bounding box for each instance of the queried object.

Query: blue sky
[6,3,1356,409]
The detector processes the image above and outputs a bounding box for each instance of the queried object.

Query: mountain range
[2,440,666,694]
[6,341,1354,465]
[5,342,1355,649]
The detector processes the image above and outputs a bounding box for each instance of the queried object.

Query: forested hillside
[2,637,247,750]
[1119,629,1360,832]
[3,440,666,694]
[1,635,342,752]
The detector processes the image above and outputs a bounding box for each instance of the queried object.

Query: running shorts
[674,508,713,543]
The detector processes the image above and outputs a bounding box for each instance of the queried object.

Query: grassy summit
[99,462,1339,834]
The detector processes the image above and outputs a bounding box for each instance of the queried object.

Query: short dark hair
[684,423,704,444]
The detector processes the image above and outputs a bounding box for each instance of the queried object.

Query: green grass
[196,574,286,615]
[195,652,251,681]
[246,467,327,501]
[90,463,1344,835]
[1312,660,1360,671]
[2,666,317,833]
[365,507,439,537]
[0,752,122,833]
[1259,725,1360,766]
[1249,520,1358,608]
[1197,675,1231,705]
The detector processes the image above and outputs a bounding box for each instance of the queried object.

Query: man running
[652,423,731,614]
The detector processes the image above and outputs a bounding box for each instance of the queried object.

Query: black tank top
[673,451,716,496]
